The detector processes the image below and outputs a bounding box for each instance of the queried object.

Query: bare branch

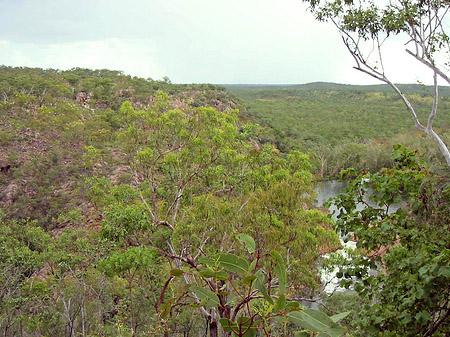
[406,49,450,84]
[427,68,439,130]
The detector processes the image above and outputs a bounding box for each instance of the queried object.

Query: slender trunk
[81,301,86,337]
[98,275,106,335]
[379,74,450,169]
[209,319,218,337]
[62,297,74,337]
[129,278,136,337]
[426,128,450,167]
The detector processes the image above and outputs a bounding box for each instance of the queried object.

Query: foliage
[7,65,450,336]
[91,99,339,335]
[327,146,450,336]
[165,235,347,336]
[0,66,249,335]
[227,84,450,177]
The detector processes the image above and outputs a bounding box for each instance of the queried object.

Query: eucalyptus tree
[97,95,341,335]
[304,0,450,167]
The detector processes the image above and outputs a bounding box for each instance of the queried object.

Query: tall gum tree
[98,96,340,335]
[304,0,450,168]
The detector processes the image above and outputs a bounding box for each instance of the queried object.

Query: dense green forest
[1,66,449,336]
[226,84,450,177]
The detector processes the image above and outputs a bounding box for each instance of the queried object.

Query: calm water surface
[314,180,406,219]
[314,180,405,293]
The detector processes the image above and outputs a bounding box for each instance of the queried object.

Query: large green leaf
[200,253,249,275]
[189,286,220,307]
[236,234,256,253]
[288,308,346,337]
[270,250,287,292]
[255,270,274,304]
[330,311,350,323]
[217,253,249,274]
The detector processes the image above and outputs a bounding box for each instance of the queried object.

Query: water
[314,180,405,293]
[314,180,406,220]
[314,180,346,219]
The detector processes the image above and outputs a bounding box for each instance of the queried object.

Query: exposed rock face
[0,181,18,206]
[75,92,90,103]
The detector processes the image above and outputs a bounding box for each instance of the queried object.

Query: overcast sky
[0,0,439,84]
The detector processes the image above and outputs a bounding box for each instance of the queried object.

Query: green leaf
[242,274,258,285]
[217,253,249,274]
[197,296,209,307]
[255,270,274,304]
[198,256,214,266]
[199,268,229,280]
[236,316,257,337]
[330,311,350,323]
[437,266,450,277]
[237,234,256,253]
[270,250,287,292]
[401,313,412,324]
[199,254,249,274]
[219,318,236,333]
[286,301,300,310]
[288,308,346,337]
[199,268,216,278]
[248,259,257,273]
[189,286,220,307]
[170,269,184,277]
[415,310,431,322]
[274,293,286,312]
[294,331,312,337]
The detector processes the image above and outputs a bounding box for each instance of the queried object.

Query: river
[314,179,406,220]
[314,180,405,294]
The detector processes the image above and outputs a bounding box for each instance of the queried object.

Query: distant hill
[225,81,450,176]
[224,82,450,96]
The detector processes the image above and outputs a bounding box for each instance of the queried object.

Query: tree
[0,218,51,336]
[97,98,340,335]
[326,145,450,336]
[304,0,450,168]
[166,235,348,337]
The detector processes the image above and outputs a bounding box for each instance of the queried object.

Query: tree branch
[423,304,450,337]
[427,68,439,131]
[156,276,174,313]
[405,49,450,85]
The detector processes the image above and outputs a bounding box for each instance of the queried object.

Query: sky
[0,0,440,84]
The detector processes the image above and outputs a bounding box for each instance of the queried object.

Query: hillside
[1,67,449,336]
[0,66,342,336]
[3,67,450,228]
[225,82,450,95]
[226,83,450,176]
[0,66,240,229]
[3,67,450,229]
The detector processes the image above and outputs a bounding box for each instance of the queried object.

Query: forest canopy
[1,66,449,336]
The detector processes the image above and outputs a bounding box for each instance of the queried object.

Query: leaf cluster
[328,146,450,336]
